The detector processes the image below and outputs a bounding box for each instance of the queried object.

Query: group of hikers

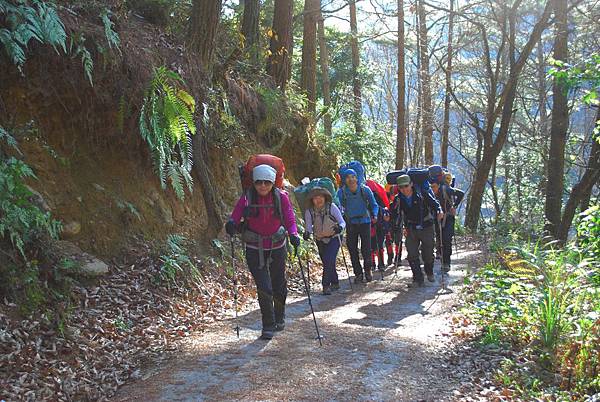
[225,155,464,340]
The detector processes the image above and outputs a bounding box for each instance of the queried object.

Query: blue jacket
[337,185,379,224]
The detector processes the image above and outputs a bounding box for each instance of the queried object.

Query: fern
[0,0,66,71]
[139,67,197,201]
[100,8,121,53]
[69,33,94,86]
[0,126,62,259]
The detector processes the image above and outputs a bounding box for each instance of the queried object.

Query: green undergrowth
[0,125,78,324]
[467,206,600,399]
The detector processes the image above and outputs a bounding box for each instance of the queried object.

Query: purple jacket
[230,190,298,250]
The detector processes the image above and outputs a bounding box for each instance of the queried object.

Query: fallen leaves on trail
[0,243,329,401]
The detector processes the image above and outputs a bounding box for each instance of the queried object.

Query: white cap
[252,164,277,183]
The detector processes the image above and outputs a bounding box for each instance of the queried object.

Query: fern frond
[100,8,121,53]
[167,162,185,200]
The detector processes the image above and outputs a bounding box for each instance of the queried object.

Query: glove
[290,234,301,248]
[333,225,343,235]
[437,212,444,222]
[225,220,237,236]
[303,231,311,241]
[371,216,378,224]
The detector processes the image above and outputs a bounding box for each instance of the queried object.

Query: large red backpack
[365,179,390,209]
[239,154,285,190]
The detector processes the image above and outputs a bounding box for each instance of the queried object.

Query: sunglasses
[254,180,273,186]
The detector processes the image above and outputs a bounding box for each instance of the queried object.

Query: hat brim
[306,187,332,207]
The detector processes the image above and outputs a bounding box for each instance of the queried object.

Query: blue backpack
[338,161,366,186]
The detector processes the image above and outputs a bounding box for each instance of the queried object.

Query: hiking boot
[322,286,332,295]
[354,273,363,284]
[427,273,435,282]
[364,269,373,282]
[377,264,386,272]
[442,264,451,273]
[408,280,424,288]
[260,329,274,340]
[275,322,285,332]
[331,283,340,291]
[387,254,394,266]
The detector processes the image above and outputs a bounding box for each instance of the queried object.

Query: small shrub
[157,234,200,288]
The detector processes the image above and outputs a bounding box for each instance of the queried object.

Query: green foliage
[0,0,67,71]
[139,66,196,201]
[0,126,62,259]
[549,54,600,106]
[157,234,200,288]
[100,8,120,53]
[469,240,599,397]
[577,204,600,272]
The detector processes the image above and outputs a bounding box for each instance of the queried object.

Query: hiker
[382,208,395,266]
[391,174,443,286]
[302,187,346,295]
[387,184,403,265]
[337,169,379,283]
[428,165,447,259]
[370,206,386,272]
[430,174,464,272]
[225,164,301,340]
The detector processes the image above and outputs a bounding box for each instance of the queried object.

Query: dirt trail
[115,245,483,402]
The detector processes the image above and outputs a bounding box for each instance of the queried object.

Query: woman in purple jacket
[225,164,300,340]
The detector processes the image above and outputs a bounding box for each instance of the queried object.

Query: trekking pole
[337,235,353,290]
[306,249,311,292]
[437,219,447,291]
[230,236,240,338]
[295,249,323,346]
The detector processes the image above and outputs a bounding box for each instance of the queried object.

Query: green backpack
[293,177,340,217]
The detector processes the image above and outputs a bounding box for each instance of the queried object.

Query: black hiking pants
[346,222,372,276]
[245,246,287,331]
[441,216,455,265]
[405,223,435,283]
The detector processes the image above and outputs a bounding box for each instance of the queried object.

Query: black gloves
[333,225,343,235]
[225,220,237,236]
[290,234,301,248]
[303,231,311,241]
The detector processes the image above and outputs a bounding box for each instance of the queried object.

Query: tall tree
[267,0,294,90]
[544,0,569,238]
[317,10,332,136]
[395,0,406,169]
[187,0,225,233]
[417,0,433,164]
[349,0,363,134]
[461,1,554,231]
[440,0,454,167]
[557,110,600,242]
[301,0,320,114]
[241,0,261,63]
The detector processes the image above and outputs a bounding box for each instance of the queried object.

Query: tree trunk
[301,0,319,115]
[349,0,363,134]
[187,0,225,233]
[464,1,553,231]
[188,0,223,69]
[417,0,433,164]
[267,0,294,90]
[537,38,549,197]
[395,0,406,169]
[241,0,260,63]
[544,0,569,238]
[440,0,454,167]
[317,12,332,136]
[557,126,600,242]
